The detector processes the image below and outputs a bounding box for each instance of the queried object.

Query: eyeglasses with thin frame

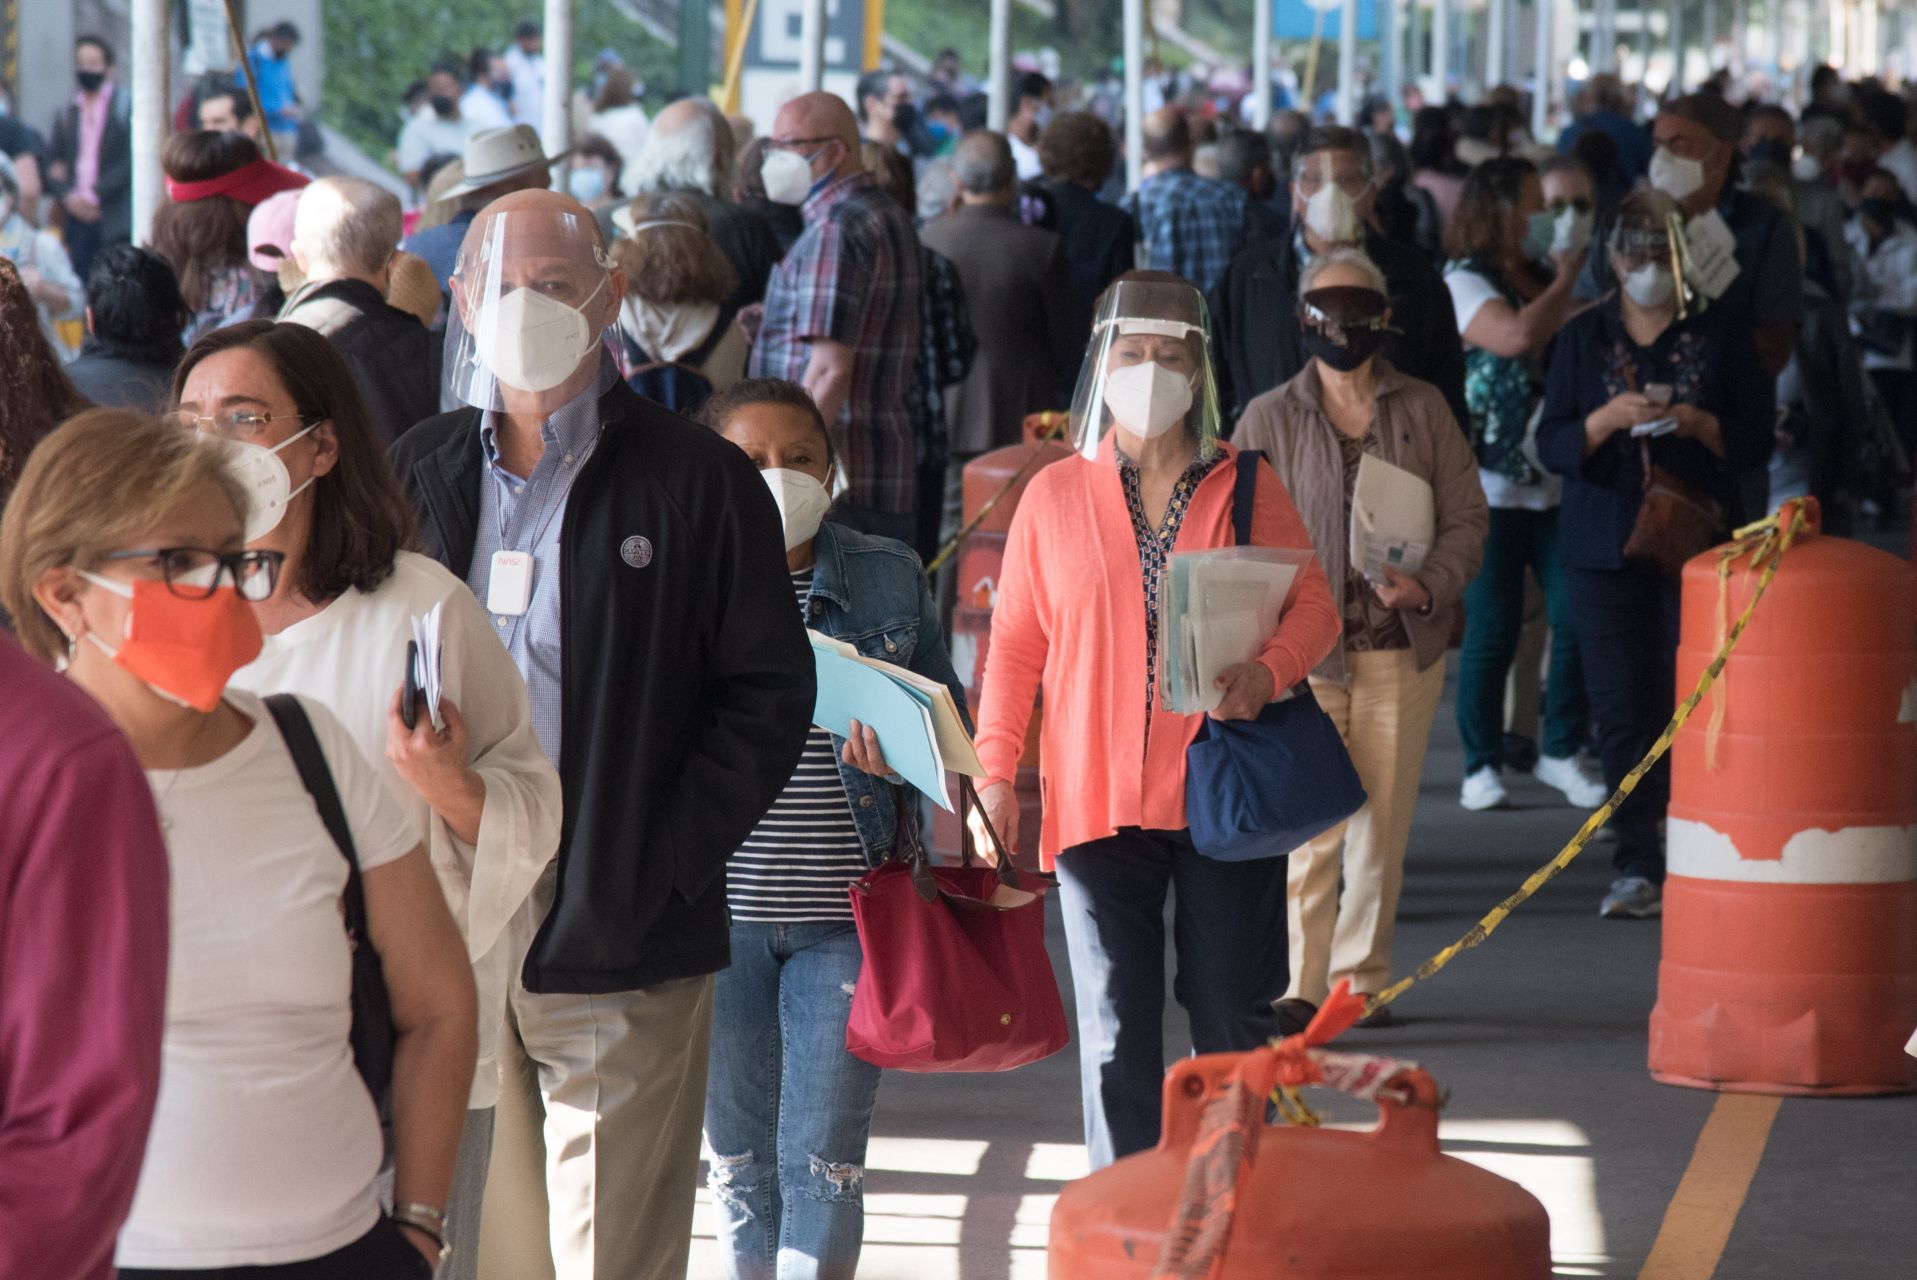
[1294,170,1372,198]
[769,135,839,153]
[163,408,315,445]
[96,547,286,602]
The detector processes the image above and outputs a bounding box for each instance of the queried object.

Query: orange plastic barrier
[1049,990,1551,1278]
[934,415,1072,866]
[1650,513,1917,1095]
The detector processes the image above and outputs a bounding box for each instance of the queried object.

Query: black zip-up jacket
[391,378,815,994]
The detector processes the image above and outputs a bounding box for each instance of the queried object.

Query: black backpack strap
[263,692,367,906]
[1231,449,1264,547]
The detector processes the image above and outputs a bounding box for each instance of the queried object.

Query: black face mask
[76,69,106,94]
[1859,197,1903,233]
[1744,139,1792,168]
[1299,285,1390,372]
[892,101,920,133]
[429,93,458,118]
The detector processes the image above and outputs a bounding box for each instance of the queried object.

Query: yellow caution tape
[1360,499,1814,1018]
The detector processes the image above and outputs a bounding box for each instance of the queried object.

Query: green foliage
[320,0,681,169]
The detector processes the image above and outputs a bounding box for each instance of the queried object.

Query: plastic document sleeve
[1157,547,1308,714]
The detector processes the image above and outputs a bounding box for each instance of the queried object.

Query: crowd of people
[1,20,1913,1280]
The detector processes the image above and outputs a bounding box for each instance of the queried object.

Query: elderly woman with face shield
[1232,248,1487,1034]
[972,270,1340,1169]
[1537,189,1774,922]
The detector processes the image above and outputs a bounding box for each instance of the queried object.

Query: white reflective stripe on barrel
[1667,818,1917,884]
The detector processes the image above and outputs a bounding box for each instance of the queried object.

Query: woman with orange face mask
[0,410,477,1280]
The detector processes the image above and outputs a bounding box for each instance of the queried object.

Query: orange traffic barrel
[1650,509,1917,1095]
[1049,1052,1551,1277]
[933,414,1072,868]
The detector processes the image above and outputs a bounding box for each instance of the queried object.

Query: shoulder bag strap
[1232,449,1263,548]
[263,694,370,937]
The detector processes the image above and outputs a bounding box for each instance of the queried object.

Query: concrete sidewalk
[689,658,1917,1278]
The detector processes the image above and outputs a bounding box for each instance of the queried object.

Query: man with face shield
[1539,189,1775,922]
[390,189,816,1280]
[970,271,1341,1169]
[1210,125,1467,431]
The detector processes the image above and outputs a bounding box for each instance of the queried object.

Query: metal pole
[1487,0,1506,89]
[1433,0,1451,100]
[1532,0,1553,139]
[1703,0,1717,71]
[1383,0,1402,107]
[679,0,711,97]
[1596,0,1615,70]
[1670,0,1684,91]
[542,0,571,162]
[1253,0,1273,130]
[798,0,827,92]
[988,0,1012,130]
[1337,0,1359,122]
[1124,0,1144,190]
[131,0,167,244]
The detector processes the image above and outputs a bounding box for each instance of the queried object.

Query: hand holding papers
[408,604,445,732]
[808,631,982,811]
[1350,452,1435,584]
[1157,547,1308,714]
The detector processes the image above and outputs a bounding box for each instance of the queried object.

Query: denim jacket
[803,522,970,864]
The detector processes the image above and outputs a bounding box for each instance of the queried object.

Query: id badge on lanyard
[487,549,535,616]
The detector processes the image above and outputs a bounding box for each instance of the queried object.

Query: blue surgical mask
[567,166,608,203]
[1522,209,1556,260]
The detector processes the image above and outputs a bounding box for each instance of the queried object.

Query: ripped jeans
[704,920,882,1280]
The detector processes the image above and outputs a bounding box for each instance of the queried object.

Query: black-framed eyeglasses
[97,547,285,602]
[163,408,315,444]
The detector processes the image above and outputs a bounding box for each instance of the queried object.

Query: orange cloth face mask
[79,570,264,712]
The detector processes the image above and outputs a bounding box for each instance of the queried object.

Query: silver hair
[1300,246,1388,295]
[292,176,402,279]
[630,100,732,198]
[953,129,1015,195]
[917,156,959,221]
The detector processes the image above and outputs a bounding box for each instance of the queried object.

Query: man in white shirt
[1007,71,1053,181]
[504,20,545,126]
[397,65,477,189]
[459,49,513,131]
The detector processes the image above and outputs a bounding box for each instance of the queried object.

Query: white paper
[1683,211,1741,301]
[1631,416,1680,438]
[1159,550,1301,713]
[1350,452,1435,582]
[410,604,445,732]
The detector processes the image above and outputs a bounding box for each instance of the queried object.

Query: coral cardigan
[974,439,1342,867]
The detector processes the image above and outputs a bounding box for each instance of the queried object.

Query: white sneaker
[1460,766,1509,811]
[1534,755,1609,808]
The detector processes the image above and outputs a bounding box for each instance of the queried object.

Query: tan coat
[1231,358,1488,685]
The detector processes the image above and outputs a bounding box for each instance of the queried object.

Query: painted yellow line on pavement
[1637,1094,1783,1280]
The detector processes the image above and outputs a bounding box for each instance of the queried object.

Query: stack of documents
[409,604,446,732]
[1350,453,1435,583]
[808,631,983,810]
[1157,548,1307,714]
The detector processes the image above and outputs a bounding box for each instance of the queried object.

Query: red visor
[165,157,310,206]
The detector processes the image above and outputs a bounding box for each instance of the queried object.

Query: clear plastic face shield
[1067,278,1223,463]
[444,205,623,415]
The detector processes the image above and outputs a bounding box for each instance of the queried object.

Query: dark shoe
[1502,732,1540,772]
[1600,876,1663,919]
[1353,998,1396,1029]
[1273,997,1318,1037]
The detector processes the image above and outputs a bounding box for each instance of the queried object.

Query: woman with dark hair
[0,257,88,510]
[974,270,1340,1168]
[169,321,562,1280]
[587,68,649,192]
[1538,189,1774,920]
[1409,105,1466,226]
[1368,129,1442,264]
[1442,156,1601,815]
[610,191,744,412]
[150,130,307,342]
[565,132,625,212]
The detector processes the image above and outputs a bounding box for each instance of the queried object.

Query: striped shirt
[725,569,869,923]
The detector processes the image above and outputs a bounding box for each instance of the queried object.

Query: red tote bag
[845,781,1069,1072]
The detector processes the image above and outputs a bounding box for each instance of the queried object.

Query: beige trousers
[1287,648,1447,1005]
[476,878,716,1280]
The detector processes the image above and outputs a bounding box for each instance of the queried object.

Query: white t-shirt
[116,691,417,1270]
[397,109,476,177]
[231,551,562,1111]
[1445,264,1562,512]
[1010,132,1043,181]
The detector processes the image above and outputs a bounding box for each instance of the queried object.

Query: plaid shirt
[752,171,923,514]
[1127,168,1249,295]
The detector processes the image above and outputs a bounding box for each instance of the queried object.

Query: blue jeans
[704,921,882,1280]
[1054,828,1288,1168]
[1456,506,1590,773]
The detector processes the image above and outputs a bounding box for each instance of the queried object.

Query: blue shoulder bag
[1183,451,1367,861]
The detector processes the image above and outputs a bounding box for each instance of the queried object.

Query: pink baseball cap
[247,188,304,274]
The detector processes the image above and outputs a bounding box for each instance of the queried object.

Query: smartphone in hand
[401,639,422,732]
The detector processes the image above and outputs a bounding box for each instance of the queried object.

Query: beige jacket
[1232,358,1488,685]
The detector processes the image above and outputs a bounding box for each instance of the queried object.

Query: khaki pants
[1287,649,1447,1004]
[477,878,716,1280]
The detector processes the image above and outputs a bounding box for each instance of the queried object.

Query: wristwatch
[394,1203,452,1270]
